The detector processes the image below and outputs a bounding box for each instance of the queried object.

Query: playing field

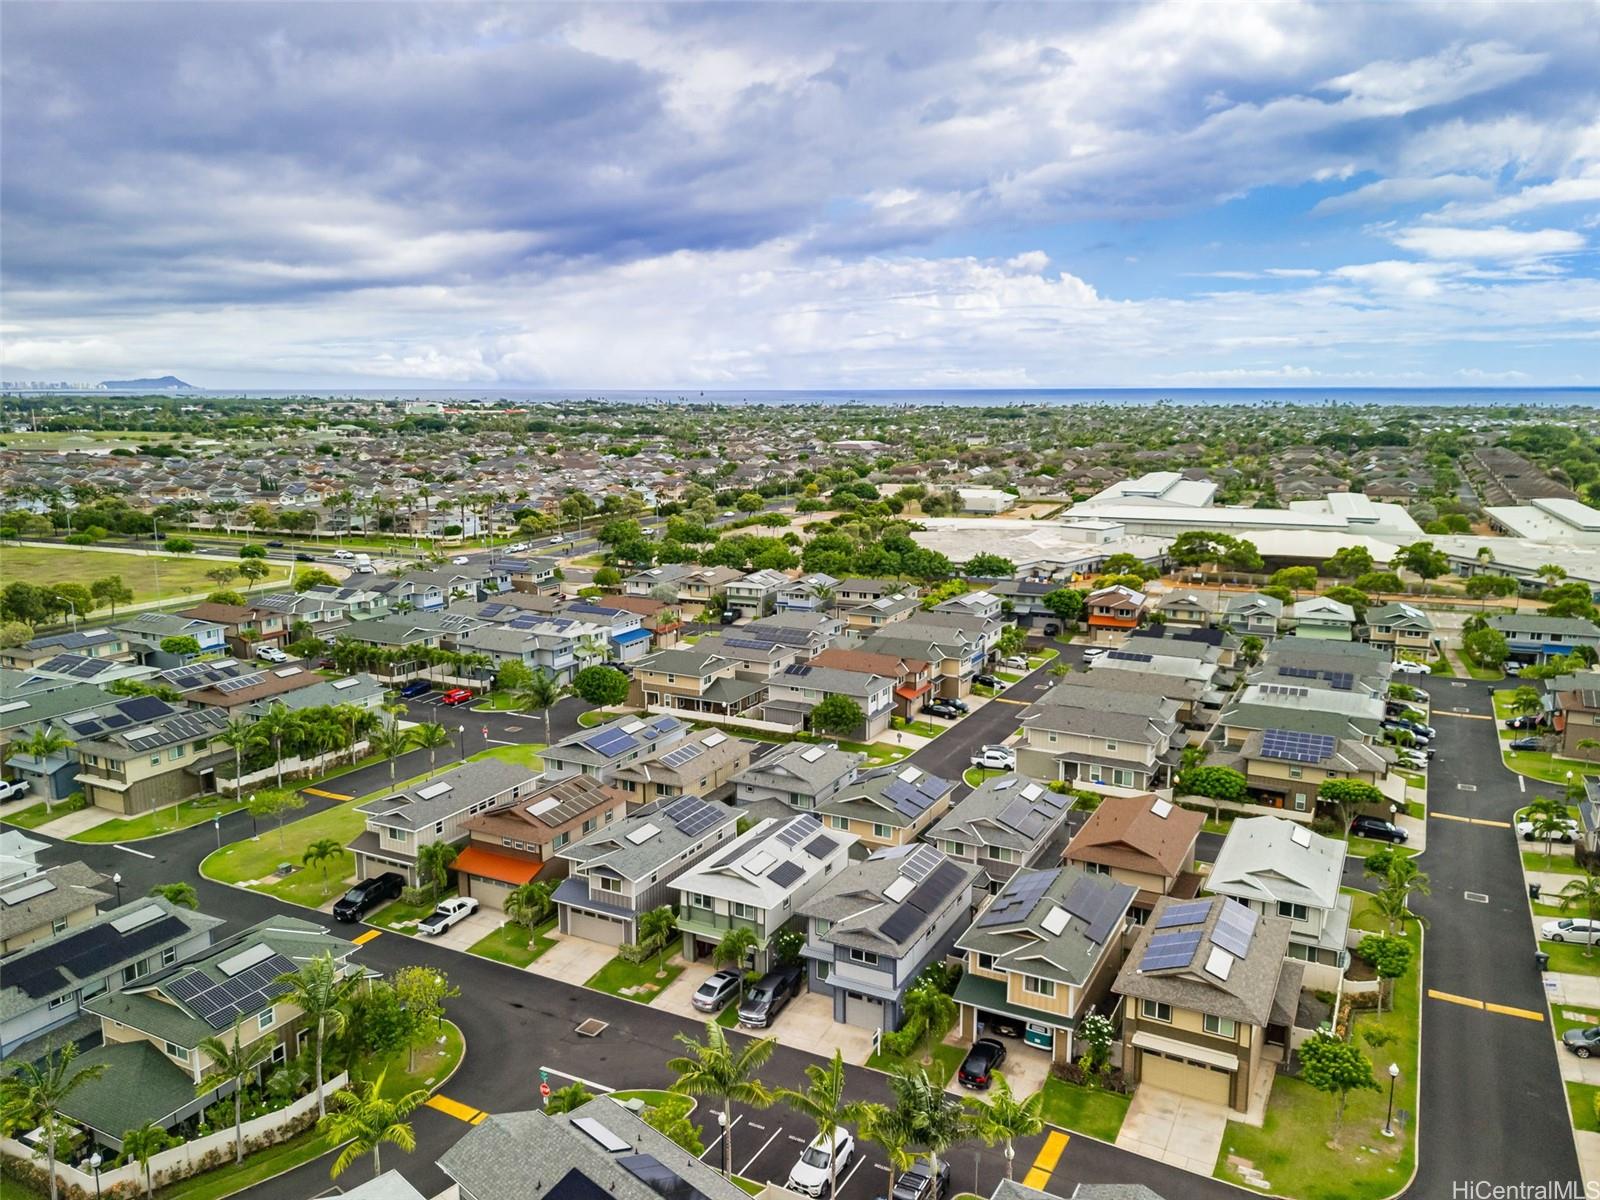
[0,430,185,450]
[0,544,291,604]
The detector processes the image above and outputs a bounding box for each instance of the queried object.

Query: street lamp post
[457,725,467,763]
[88,1152,103,1200]
[1383,1062,1400,1137]
[249,793,259,840]
[112,873,122,906]
[213,814,222,849]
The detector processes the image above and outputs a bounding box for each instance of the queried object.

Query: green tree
[1538,563,1569,586]
[197,1018,276,1164]
[887,1067,969,1188]
[119,1120,177,1199]
[1269,566,1318,599]
[148,882,198,908]
[713,925,759,970]
[276,952,358,1118]
[1558,872,1600,959]
[238,559,270,586]
[668,1021,777,1177]
[1373,856,1431,934]
[964,553,1016,578]
[1463,627,1509,667]
[18,725,74,813]
[411,721,451,775]
[370,725,416,785]
[216,720,265,794]
[997,625,1028,658]
[496,659,535,694]
[857,1102,916,1198]
[1238,634,1265,667]
[1318,778,1385,829]
[164,536,196,554]
[965,1073,1043,1181]
[254,789,308,849]
[517,671,565,746]
[0,1043,108,1200]
[572,664,630,706]
[159,634,202,657]
[505,880,554,929]
[545,1082,595,1114]
[1041,588,1085,624]
[1465,574,1518,604]
[254,702,301,789]
[736,491,765,512]
[90,574,133,615]
[776,1051,870,1200]
[393,966,459,1070]
[416,841,459,904]
[1396,542,1450,588]
[900,979,958,1051]
[811,694,865,737]
[294,567,339,593]
[303,837,346,878]
[1323,546,1374,579]
[639,905,678,976]
[1298,1033,1380,1143]
[1355,571,1404,594]
[1176,765,1247,822]
[642,1093,704,1155]
[1524,794,1572,866]
[1510,686,1544,718]
[319,1070,428,1180]
[1354,934,1413,1013]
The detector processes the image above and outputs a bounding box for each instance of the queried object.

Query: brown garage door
[1140,1048,1232,1106]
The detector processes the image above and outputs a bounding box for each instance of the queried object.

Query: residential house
[820,762,957,850]
[809,647,936,721]
[111,612,228,666]
[61,695,232,814]
[898,610,1007,657]
[0,861,110,956]
[1017,688,1184,793]
[692,630,806,680]
[560,601,654,663]
[764,663,895,742]
[775,573,841,613]
[1218,682,1386,748]
[989,579,1061,628]
[600,595,686,648]
[0,830,47,888]
[506,555,561,595]
[1363,602,1438,661]
[953,866,1136,1065]
[1214,726,1397,822]
[176,601,290,656]
[454,775,629,911]
[0,896,222,1060]
[1487,614,1600,667]
[241,672,386,718]
[1085,585,1148,643]
[724,569,791,620]
[1206,816,1351,990]
[0,681,111,794]
[1549,670,1600,763]
[934,591,1005,621]
[556,795,740,947]
[860,628,984,700]
[1156,592,1212,629]
[835,579,919,606]
[541,714,690,783]
[731,742,864,813]
[630,649,766,718]
[157,659,325,712]
[1063,794,1203,920]
[623,563,698,599]
[1249,639,1394,699]
[12,653,157,690]
[745,612,846,654]
[1113,894,1301,1112]
[1222,594,1283,641]
[799,844,979,1029]
[925,775,1075,892]
[676,566,747,610]
[70,919,358,1148]
[1042,672,1216,736]
[672,811,855,971]
[608,727,757,806]
[1288,597,1357,641]
[841,592,921,634]
[349,758,542,887]
[0,628,131,671]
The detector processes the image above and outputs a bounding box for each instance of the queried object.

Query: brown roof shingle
[1064,793,1202,879]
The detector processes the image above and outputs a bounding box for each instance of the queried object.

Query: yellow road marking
[1428,988,1483,1010]
[1021,1130,1070,1187]
[1471,817,1512,828]
[1022,1170,1051,1190]
[303,787,353,800]
[1432,812,1472,823]
[1431,812,1512,828]
[352,929,384,945]
[1429,990,1545,1022]
[1485,1002,1545,1022]
[426,1094,484,1123]
[989,697,1030,706]
[1434,711,1494,721]
[469,1111,489,1125]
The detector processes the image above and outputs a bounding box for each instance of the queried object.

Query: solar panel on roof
[802,833,836,858]
[899,845,942,882]
[1139,928,1202,972]
[1154,900,1211,929]
[767,861,804,888]
[907,860,966,915]
[166,972,210,1003]
[1,877,57,905]
[1211,900,1259,958]
[879,904,924,944]
[122,695,169,720]
[779,814,822,846]
[1260,729,1336,764]
[659,743,705,768]
[1062,876,1127,944]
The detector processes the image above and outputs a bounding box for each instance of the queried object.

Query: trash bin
[1536,951,1551,972]
[1530,883,1542,901]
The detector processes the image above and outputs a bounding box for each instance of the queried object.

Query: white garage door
[568,909,627,946]
[1140,1049,1232,1106]
[843,991,883,1029]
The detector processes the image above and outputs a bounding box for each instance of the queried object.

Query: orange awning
[452,845,545,886]
[895,684,930,700]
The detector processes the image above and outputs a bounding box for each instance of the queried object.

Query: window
[1203,1014,1238,1039]
[1111,768,1137,789]
[169,745,185,761]
[1022,975,1056,998]
[1105,740,1118,751]
[122,960,150,985]
[165,1042,190,1062]
[1140,999,1172,1023]
[1084,861,1110,876]
[813,918,832,936]
[553,831,571,849]
[830,816,849,831]
[582,818,597,834]
[941,840,967,857]
[150,755,162,767]
[81,978,107,1001]
[872,823,891,839]
[162,945,178,966]
[259,1007,276,1031]
[48,994,72,1011]
[849,948,880,966]
[599,876,623,894]
[502,837,514,847]
[987,846,1019,864]
[1277,901,1309,922]
[52,917,69,934]
[435,821,444,835]
[1293,792,1308,812]
[732,902,757,920]
[389,829,411,844]
[976,952,996,972]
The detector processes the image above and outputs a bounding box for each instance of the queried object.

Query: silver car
[691,969,743,1013]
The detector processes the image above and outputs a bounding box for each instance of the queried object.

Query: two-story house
[111,612,228,666]
[556,795,740,947]
[454,775,629,911]
[63,695,233,814]
[1218,682,1387,748]
[934,591,1005,622]
[1113,894,1300,1112]
[1206,816,1351,990]
[0,628,131,671]
[731,742,864,813]
[1085,585,1148,643]
[954,866,1137,1065]
[724,569,792,620]
[623,563,699,599]
[1549,669,1600,763]
[349,758,542,887]
[775,573,841,613]
[17,653,158,690]
[630,649,766,718]
[1156,592,1212,629]
[745,612,846,654]
[1017,688,1184,793]
[672,811,855,971]
[1487,614,1600,667]
[1216,726,1397,822]
[558,601,654,663]
[541,714,690,782]
[765,664,895,742]
[835,579,920,606]
[177,602,291,656]
[799,844,979,1030]
[1288,597,1357,641]
[0,861,109,956]
[157,659,326,712]
[841,593,922,634]
[809,648,935,721]
[1063,794,1203,920]
[1222,593,1283,641]
[925,775,1074,892]
[677,566,748,610]
[821,763,957,850]
[608,728,757,806]
[70,919,359,1149]
[860,629,983,700]
[693,631,806,680]
[1363,602,1438,661]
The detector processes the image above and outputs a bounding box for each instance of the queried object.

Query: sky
[3,1,1599,390]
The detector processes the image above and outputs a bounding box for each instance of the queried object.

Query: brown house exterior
[1063,793,1203,918]
[177,602,290,655]
[809,648,935,720]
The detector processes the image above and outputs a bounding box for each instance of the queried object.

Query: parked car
[0,778,30,803]
[1563,1027,1600,1058]
[295,552,317,562]
[1509,736,1545,751]
[506,542,530,553]
[890,1158,951,1200]
[1041,623,1060,636]
[957,1038,1007,1089]
[1505,715,1545,730]
[418,896,480,936]
[1519,817,1581,842]
[451,555,470,565]
[1392,660,1431,675]
[921,701,961,720]
[1081,646,1108,660]
[946,697,970,714]
[691,969,744,1013]
[787,1128,853,1198]
[1001,655,1030,670]
[1381,721,1431,745]
[973,673,1001,689]
[601,660,635,676]
[1350,815,1408,844]
[1399,719,1436,739]
[1542,918,1600,944]
[399,679,432,699]
[738,965,803,1028]
[1505,662,1522,676]
[440,688,474,706]
[256,647,291,663]
[332,549,356,560]
[332,872,405,922]
[720,611,738,625]
[970,746,1016,771]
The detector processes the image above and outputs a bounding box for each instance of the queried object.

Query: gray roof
[1022,702,1180,746]
[637,648,732,675]
[545,714,687,768]
[0,682,114,731]
[336,1172,427,1200]
[956,866,1135,988]
[441,1098,751,1200]
[55,1039,197,1139]
[799,845,977,954]
[244,672,385,714]
[358,758,542,829]
[994,1183,1168,1200]
[0,861,109,941]
[732,742,863,793]
[60,695,231,756]
[1030,682,1180,721]
[1489,614,1600,638]
[1113,894,1295,1026]
[1239,727,1391,775]
[1366,602,1434,630]
[1219,701,1380,740]
[926,775,1074,855]
[821,763,955,830]
[769,664,893,698]
[560,796,738,880]
[1224,593,1283,618]
[1206,816,1347,911]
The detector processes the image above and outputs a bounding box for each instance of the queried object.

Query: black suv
[333,872,406,922]
[1350,815,1408,844]
[737,965,803,1028]
[890,1159,950,1200]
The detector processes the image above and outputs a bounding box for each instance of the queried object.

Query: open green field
[0,543,290,603]
[0,430,184,449]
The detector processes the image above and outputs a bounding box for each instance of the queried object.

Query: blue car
[398,680,431,699]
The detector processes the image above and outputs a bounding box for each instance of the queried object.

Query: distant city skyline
[3,2,1598,389]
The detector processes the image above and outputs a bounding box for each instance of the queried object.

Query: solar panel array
[899,844,943,882]
[36,654,121,679]
[781,664,812,678]
[880,770,951,820]
[168,952,298,1028]
[802,833,837,859]
[1105,650,1153,663]
[7,914,189,1000]
[978,869,1058,927]
[777,814,823,846]
[879,859,969,944]
[1139,928,1202,972]
[67,695,174,739]
[1154,899,1212,929]
[1275,666,1354,691]
[584,726,639,758]
[662,795,725,839]
[162,660,250,688]
[1256,684,1310,698]
[766,861,804,888]
[216,672,270,694]
[1211,899,1259,958]
[1260,729,1336,764]
[1061,875,1128,945]
[659,742,705,769]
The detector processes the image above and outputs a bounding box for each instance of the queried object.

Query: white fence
[220,742,371,795]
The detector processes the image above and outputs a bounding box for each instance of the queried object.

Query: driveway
[655,961,725,1021]
[1115,1085,1229,1174]
[425,908,504,953]
[766,992,877,1062]
[526,932,620,984]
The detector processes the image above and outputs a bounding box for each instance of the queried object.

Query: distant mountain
[98,375,196,391]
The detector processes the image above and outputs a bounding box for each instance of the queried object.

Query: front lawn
[963,767,1008,787]
[256,859,357,908]
[1568,1082,1600,1133]
[1538,939,1600,975]
[587,954,684,1002]
[469,918,558,967]
[1216,892,1419,1200]
[1038,1076,1130,1142]
[70,793,251,843]
[369,893,451,932]
[892,716,943,737]
[1503,748,1593,786]
[867,1040,966,1087]
[358,1019,465,1097]
[1524,851,1585,875]
[1552,1005,1600,1039]
[1,794,90,829]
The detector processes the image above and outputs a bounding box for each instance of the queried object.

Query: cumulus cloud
[1389,224,1586,261]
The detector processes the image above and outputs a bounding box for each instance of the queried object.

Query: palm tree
[1559,872,1600,958]
[19,726,72,813]
[964,1075,1043,1181]
[276,952,358,1118]
[1373,856,1431,934]
[196,1018,276,1164]
[120,1120,177,1199]
[504,880,554,930]
[411,722,451,776]
[639,906,677,977]
[776,1051,869,1200]
[1525,794,1573,866]
[253,702,301,789]
[303,838,346,879]
[319,1071,428,1180]
[370,725,416,785]
[668,1021,776,1177]
[857,1101,916,1198]
[887,1067,968,1188]
[0,1043,108,1200]
[518,671,564,745]
[900,982,958,1059]
[416,841,458,903]
[149,881,199,908]
[713,926,759,972]
[545,1082,595,1114]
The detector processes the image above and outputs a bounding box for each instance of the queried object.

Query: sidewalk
[30,806,119,838]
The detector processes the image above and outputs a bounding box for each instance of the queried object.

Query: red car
[439,688,474,706]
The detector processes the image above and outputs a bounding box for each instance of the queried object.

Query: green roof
[56,1040,197,1137]
[86,989,210,1047]
[952,971,1075,1032]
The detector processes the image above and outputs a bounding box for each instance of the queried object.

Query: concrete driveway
[425,908,503,953]
[526,932,622,984]
[1115,1085,1229,1175]
[655,961,726,1021]
[767,992,877,1062]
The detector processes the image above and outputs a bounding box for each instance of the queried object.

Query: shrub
[399,885,431,907]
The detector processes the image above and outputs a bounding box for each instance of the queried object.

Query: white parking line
[114,844,156,859]
[539,1065,613,1093]
[837,1156,867,1194]
[1519,775,1527,793]
[741,1125,784,1175]
[700,1114,743,1159]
